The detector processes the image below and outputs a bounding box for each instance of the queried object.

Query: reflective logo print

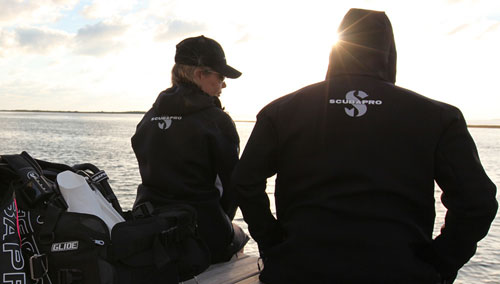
[151,116,182,130]
[51,241,79,252]
[158,118,172,130]
[26,171,49,193]
[329,90,383,117]
[27,171,39,180]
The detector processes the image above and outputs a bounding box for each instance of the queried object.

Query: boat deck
[184,254,262,284]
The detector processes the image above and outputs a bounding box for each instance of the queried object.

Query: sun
[331,32,340,46]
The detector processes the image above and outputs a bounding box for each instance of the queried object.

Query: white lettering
[3,203,16,218]
[330,99,383,105]
[151,116,182,121]
[3,272,26,284]
[3,202,17,241]
[2,243,24,270]
[51,241,79,252]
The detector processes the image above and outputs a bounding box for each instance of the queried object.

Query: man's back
[233,8,497,284]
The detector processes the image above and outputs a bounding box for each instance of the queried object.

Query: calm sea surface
[0,112,498,283]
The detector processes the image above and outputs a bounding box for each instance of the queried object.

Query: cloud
[444,17,500,40]
[0,0,28,23]
[14,26,71,53]
[81,0,139,19]
[154,20,206,42]
[74,20,128,56]
[0,26,70,56]
[0,28,15,56]
[236,33,251,44]
[483,21,500,34]
[447,23,470,35]
[0,0,78,26]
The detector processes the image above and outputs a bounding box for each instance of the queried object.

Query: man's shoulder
[390,84,460,113]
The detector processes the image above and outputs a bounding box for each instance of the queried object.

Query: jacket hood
[326,8,397,83]
[153,84,221,115]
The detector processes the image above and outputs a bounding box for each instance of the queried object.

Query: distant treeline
[467,125,500,129]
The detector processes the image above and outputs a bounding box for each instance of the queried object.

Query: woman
[131,35,248,263]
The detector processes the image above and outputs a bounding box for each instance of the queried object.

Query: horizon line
[1,110,498,128]
[0,109,257,123]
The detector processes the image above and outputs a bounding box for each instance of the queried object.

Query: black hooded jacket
[232,9,497,283]
[132,83,240,263]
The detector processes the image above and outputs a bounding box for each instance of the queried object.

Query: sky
[0,0,499,121]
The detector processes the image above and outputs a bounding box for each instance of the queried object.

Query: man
[232,9,497,283]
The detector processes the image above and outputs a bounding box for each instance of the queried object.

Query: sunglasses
[204,70,225,82]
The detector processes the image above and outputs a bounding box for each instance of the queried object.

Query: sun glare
[331,32,340,46]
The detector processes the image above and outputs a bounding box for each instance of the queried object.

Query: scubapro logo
[158,118,172,130]
[329,90,382,117]
[151,116,182,130]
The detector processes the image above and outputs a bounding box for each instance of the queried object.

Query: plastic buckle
[29,254,49,280]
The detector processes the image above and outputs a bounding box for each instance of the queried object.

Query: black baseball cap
[175,35,242,79]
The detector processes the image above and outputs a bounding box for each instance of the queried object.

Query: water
[0,111,498,283]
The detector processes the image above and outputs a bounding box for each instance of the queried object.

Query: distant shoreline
[467,125,500,129]
[0,109,146,114]
[1,110,498,127]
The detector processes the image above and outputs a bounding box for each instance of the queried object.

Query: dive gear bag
[1,152,119,284]
[1,151,210,284]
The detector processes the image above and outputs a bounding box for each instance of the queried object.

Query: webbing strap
[74,163,123,213]
[2,152,56,205]
[3,152,43,179]
[131,202,154,218]
[38,203,64,245]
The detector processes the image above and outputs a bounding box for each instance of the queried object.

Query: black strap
[74,163,123,213]
[132,202,155,219]
[2,151,44,178]
[38,203,64,245]
[2,152,56,205]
